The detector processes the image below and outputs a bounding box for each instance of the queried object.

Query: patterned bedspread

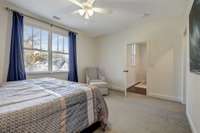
[0,78,108,133]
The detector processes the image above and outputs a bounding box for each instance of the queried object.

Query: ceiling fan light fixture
[84,13,90,19]
[87,9,94,16]
[78,9,85,16]
[69,0,111,19]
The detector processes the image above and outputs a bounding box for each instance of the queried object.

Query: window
[23,24,69,73]
[24,25,49,73]
[131,44,136,65]
[52,33,69,72]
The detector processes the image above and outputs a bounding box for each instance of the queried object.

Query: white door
[125,44,137,88]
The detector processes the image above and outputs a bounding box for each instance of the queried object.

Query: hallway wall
[136,43,147,82]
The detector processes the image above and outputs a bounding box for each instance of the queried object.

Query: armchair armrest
[86,75,90,84]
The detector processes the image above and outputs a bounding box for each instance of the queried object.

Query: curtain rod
[5,7,78,34]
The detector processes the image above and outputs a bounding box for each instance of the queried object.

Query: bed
[0,78,108,133]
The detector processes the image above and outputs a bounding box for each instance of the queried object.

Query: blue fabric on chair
[68,32,78,82]
[7,11,26,81]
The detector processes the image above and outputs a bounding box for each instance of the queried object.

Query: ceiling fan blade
[68,0,83,8]
[87,0,95,5]
[93,7,112,14]
[73,9,85,16]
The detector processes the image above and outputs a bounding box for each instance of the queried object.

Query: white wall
[0,5,11,82]
[0,6,97,83]
[96,16,185,102]
[186,46,200,133]
[76,33,98,82]
[185,1,200,133]
[185,18,200,133]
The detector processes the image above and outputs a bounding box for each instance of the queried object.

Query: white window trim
[24,23,69,75]
[26,71,68,76]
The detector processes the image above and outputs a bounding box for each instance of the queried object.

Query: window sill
[27,71,68,75]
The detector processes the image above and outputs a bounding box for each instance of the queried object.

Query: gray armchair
[85,67,109,95]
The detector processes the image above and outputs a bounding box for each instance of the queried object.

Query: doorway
[125,42,147,95]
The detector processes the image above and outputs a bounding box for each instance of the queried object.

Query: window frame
[23,23,69,74]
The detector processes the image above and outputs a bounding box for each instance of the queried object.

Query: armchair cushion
[89,80,108,88]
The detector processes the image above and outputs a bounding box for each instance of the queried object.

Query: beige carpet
[96,91,191,133]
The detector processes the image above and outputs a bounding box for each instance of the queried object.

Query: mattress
[0,78,108,133]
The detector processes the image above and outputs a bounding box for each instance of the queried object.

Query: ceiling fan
[68,0,111,19]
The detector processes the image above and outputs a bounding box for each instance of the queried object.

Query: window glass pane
[64,37,69,53]
[41,30,48,50]
[24,25,32,48]
[52,53,68,72]
[24,50,48,72]
[52,33,58,51]
[33,28,41,49]
[58,35,64,52]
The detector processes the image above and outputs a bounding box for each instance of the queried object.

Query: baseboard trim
[110,84,124,92]
[186,110,198,133]
[109,88,124,93]
[148,93,181,102]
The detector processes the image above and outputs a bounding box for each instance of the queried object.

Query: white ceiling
[6,0,189,37]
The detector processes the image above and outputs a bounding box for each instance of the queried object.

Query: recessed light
[53,16,61,20]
